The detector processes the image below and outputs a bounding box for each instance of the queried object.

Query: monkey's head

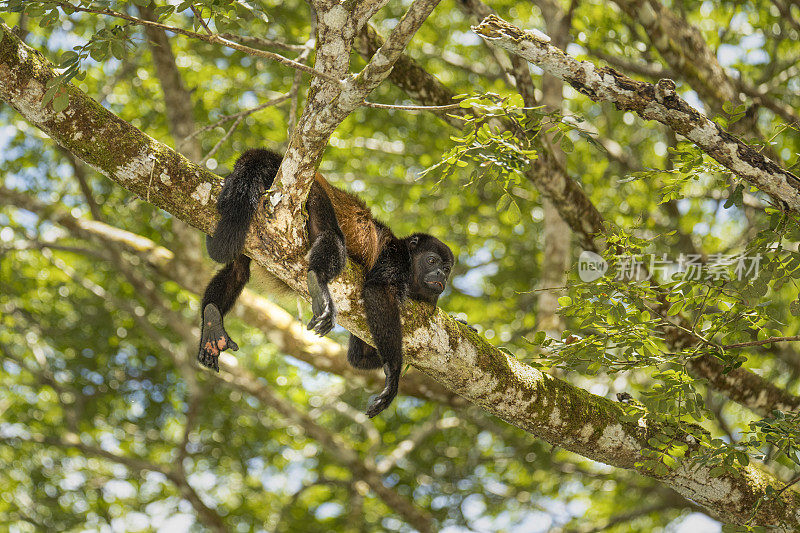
[406,233,455,304]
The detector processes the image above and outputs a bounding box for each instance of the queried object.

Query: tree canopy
[1,0,799,531]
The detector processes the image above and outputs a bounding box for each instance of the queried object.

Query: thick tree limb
[3,25,799,528]
[473,15,800,213]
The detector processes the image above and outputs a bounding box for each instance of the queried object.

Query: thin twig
[722,335,800,349]
[190,4,212,35]
[361,101,463,111]
[200,115,244,165]
[776,473,800,496]
[218,32,306,53]
[187,93,292,139]
[691,286,713,331]
[54,1,341,84]
[288,43,313,136]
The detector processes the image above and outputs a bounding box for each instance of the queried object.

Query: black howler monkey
[198,149,454,417]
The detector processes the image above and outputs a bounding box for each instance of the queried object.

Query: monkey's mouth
[426,280,444,291]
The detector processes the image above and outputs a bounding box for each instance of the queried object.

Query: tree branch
[473,15,800,213]
[340,0,443,110]
[53,1,342,83]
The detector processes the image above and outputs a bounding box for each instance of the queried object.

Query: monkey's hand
[306,271,337,337]
[198,303,239,371]
[453,316,478,333]
[365,365,399,418]
[365,386,397,418]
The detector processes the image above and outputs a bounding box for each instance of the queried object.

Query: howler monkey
[198,149,454,417]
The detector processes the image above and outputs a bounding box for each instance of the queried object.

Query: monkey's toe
[307,310,335,337]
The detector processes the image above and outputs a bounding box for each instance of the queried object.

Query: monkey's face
[412,249,452,302]
[407,233,455,303]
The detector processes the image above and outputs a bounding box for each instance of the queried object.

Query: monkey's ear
[408,235,420,249]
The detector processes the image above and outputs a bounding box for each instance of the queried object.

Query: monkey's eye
[427,256,436,265]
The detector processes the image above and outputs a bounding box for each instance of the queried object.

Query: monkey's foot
[365,387,398,418]
[197,303,238,372]
[306,271,336,337]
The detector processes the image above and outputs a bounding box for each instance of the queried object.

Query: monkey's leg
[305,183,346,337]
[362,282,404,418]
[197,255,251,371]
[347,334,383,369]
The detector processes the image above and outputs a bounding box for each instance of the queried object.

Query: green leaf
[667,301,684,316]
[558,296,572,307]
[110,40,126,60]
[735,452,749,466]
[42,82,61,105]
[496,194,511,212]
[507,201,521,223]
[51,92,69,113]
[709,465,726,477]
[58,51,79,66]
[89,46,107,62]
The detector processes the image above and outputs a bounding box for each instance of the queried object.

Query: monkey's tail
[206,149,283,263]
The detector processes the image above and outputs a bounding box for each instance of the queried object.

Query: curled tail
[206,148,283,263]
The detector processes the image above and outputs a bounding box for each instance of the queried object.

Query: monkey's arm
[305,181,347,336]
[361,245,410,417]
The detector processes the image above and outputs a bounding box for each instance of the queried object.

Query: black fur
[347,335,382,369]
[201,254,252,316]
[196,148,455,418]
[305,178,348,337]
[358,234,453,417]
[206,149,282,264]
[198,149,281,370]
